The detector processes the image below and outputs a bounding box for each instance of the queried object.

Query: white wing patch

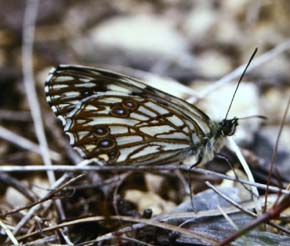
[98,97,123,103]
[167,115,184,126]
[145,101,169,114]
[130,145,161,159]
[87,117,139,126]
[130,112,149,121]
[139,125,175,136]
[138,106,157,117]
[55,76,74,82]
[108,84,132,94]
[109,126,128,134]
[158,132,188,139]
[116,136,143,145]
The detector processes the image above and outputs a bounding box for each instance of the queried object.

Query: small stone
[5,187,28,208]
[90,15,189,59]
[197,51,232,77]
[124,189,176,215]
[184,6,217,45]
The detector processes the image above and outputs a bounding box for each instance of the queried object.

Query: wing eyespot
[94,125,109,137]
[111,106,129,117]
[123,99,138,110]
[99,139,115,149]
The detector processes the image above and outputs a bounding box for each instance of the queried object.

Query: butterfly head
[193,117,239,166]
[218,117,239,137]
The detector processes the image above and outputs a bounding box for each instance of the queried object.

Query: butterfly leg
[215,153,253,195]
[189,153,203,169]
[186,154,203,211]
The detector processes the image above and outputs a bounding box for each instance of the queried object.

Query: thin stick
[264,97,290,211]
[12,173,73,234]
[22,0,55,184]
[217,205,239,231]
[0,164,289,195]
[21,1,71,243]
[0,125,61,161]
[206,182,290,234]
[3,174,84,217]
[217,194,290,246]
[206,181,259,218]
[0,172,37,202]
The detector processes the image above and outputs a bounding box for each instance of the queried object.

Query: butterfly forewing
[45,65,214,165]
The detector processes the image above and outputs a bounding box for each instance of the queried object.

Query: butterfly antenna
[238,115,267,121]
[224,48,258,120]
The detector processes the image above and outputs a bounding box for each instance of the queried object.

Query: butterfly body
[45,65,238,166]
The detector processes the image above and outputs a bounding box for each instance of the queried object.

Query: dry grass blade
[0,220,19,245]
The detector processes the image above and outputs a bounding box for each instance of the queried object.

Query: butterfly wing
[45,65,212,165]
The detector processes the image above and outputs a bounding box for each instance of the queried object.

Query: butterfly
[45,65,238,166]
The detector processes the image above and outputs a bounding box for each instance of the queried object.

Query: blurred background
[1,0,290,244]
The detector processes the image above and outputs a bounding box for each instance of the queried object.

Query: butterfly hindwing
[45,65,213,165]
